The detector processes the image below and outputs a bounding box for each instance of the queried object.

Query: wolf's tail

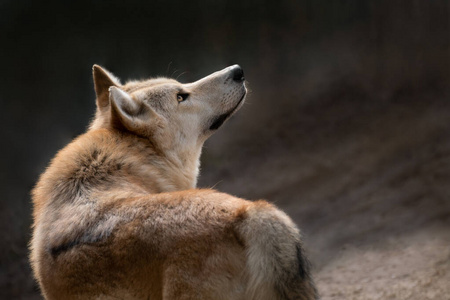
[237,201,319,300]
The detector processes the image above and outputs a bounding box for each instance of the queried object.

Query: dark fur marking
[92,149,99,160]
[296,244,308,279]
[50,240,81,257]
[209,113,229,130]
[274,243,318,299]
[49,225,114,257]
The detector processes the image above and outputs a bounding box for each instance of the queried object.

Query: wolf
[30,64,318,300]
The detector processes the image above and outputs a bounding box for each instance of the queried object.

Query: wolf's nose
[230,65,244,82]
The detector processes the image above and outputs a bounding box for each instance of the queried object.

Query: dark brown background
[1,1,449,298]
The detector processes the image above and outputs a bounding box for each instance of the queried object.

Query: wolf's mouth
[209,91,246,131]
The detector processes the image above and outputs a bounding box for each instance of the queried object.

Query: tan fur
[30,65,318,299]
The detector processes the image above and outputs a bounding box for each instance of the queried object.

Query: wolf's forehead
[123,77,180,94]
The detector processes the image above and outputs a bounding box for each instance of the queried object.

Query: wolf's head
[90,65,246,152]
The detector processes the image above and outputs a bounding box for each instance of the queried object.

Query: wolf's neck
[110,130,202,193]
[157,146,202,191]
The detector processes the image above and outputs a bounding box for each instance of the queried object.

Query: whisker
[165,61,173,76]
[171,69,179,77]
[210,180,223,190]
[176,71,188,80]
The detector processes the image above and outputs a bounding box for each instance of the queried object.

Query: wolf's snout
[229,65,244,82]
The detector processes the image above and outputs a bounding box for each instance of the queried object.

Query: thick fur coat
[30,65,318,299]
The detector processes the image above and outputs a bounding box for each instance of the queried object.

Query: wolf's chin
[208,91,246,131]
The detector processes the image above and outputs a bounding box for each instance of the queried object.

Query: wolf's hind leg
[160,228,247,300]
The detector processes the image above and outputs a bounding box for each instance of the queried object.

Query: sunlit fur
[30,65,318,300]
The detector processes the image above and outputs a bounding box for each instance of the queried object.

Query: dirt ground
[199,85,450,299]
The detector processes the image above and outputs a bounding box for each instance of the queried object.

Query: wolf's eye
[177,93,189,102]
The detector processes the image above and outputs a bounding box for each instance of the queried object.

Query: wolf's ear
[109,87,159,133]
[93,65,121,109]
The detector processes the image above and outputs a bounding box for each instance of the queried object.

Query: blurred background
[1,0,449,299]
